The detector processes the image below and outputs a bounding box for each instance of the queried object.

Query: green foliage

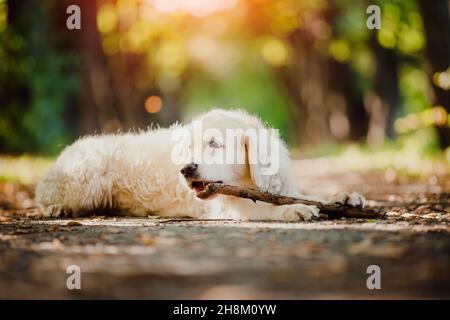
[0,0,446,157]
[0,155,53,183]
[0,0,78,155]
[182,54,294,144]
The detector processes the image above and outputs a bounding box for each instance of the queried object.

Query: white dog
[36,109,363,221]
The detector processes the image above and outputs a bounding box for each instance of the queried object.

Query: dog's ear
[245,129,280,193]
[244,131,264,190]
[244,129,290,194]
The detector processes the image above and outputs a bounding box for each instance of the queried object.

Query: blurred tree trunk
[284,30,328,146]
[366,33,399,146]
[329,59,369,141]
[1,0,32,152]
[419,0,450,148]
[282,29,331,146]
[72,0,124,134]
[49,0,124,135]
[280,9,368,147]
[56,1,179,133]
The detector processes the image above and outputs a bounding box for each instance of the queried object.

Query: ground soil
[0,160,449,299]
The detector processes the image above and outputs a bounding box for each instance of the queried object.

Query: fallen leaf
[138,234,156,246]
[401,213,419,220]
[45,225,60,232]
[386,211,400,217]
[66,220,82,226]
[421,213,438,220]
[347,239,406,258]
[415,205,431,215]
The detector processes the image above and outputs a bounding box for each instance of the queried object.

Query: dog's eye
[208,139,222,148]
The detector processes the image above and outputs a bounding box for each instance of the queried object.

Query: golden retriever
[36,109,363,220]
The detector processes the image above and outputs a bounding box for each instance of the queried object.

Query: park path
[0,159,449,299]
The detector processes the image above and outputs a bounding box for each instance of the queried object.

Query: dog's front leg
[328,192,365,208]
[294,192,365,208]
[270,203,320,221]
[228,198,319,221]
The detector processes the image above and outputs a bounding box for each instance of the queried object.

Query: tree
[366,32,399,146]
[419,0,450,149]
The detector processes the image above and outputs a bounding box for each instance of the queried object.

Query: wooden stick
[198,183,384,219]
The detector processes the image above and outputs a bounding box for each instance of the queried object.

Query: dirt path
[0,217,449,299]
[0,162,449,299]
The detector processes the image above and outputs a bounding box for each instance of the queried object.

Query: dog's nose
[181,163,198,178]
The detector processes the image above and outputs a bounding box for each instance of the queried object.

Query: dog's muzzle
[180,163,198,178]
[181,163,222,197]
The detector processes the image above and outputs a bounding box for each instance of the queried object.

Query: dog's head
[178,109,294,198]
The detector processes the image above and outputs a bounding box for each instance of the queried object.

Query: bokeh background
[1,1,450,299]
[0,0,449,181]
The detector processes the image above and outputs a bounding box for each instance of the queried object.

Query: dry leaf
[421,213,438,219]
[66,220,82,226]
[348,239,406,258]
[0,216,13,222]
[400,213,419,220]
[386,211,400,217]
[138,234,156,246]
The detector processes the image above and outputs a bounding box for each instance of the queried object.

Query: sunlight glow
[149,0,238,17]
[433,67,450,90]
[97,3,117,34]
[261,38,289,66]
[0,0,7,32]
[145,96,163,113]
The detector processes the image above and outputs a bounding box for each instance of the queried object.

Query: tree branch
[198,183,384,219]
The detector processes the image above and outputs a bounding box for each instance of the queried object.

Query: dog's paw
[282,204,320,221]
[349,192,365,208]
[42,205,72,218]
[332,192,365,208]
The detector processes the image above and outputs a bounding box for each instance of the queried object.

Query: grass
[294,138,450,178]
[1,134,449,185]
[330,145,449,176]
[0,155,54,184]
